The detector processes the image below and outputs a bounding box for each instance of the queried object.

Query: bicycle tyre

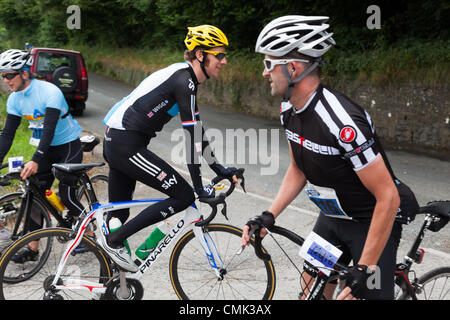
[169,223,276,300]
[0,192,52,257]
[415,267,450,300]
[0,228,113,300]
[77,174,109,211]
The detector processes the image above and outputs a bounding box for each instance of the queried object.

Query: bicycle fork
[193,225,226,280]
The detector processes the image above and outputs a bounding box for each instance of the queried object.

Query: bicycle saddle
[52,162,105,173]
[420,200,450,219]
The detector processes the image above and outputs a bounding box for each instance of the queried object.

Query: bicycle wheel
[169,223,276,300]
[415,267,450,300]
[0,228,113,300]
[78,174,109,210]
[0,193,52,256]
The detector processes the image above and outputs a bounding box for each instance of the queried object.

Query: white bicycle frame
[50,198,225,297]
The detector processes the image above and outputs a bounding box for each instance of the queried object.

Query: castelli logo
[339,126,357,143]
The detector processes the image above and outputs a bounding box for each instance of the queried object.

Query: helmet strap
[197,51,210,80]
[282,59,322,102]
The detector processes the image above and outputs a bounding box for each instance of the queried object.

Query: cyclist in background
[241,16,419,300]
[102,25,237,272]
[0,49,84,261]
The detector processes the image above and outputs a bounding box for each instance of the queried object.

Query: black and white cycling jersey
[281,84,418,222]
[104,62,215,189]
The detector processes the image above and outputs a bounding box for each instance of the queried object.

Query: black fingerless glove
[346,264,370,299]
[246,211,275,230]
[210,163,238,179]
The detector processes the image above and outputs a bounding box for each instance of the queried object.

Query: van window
[35,52,78,73]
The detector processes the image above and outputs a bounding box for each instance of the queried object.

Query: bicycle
[0,136,108,257]
[0,167,276,300]
[245,200,450,300]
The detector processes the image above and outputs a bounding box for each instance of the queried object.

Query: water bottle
[109,217,131,255]
[135,222,171,260]
[45,190,65,211]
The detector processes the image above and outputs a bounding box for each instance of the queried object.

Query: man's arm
[0,114,21,165]
[242,145,307,245]
[268,144,307,218]
[337,154,400,300]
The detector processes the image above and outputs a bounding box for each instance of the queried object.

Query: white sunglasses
[263,58,310,72]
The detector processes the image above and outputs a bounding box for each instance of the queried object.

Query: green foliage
[1,0,448,50]
[0,94,36,163]
[0,0,448,85]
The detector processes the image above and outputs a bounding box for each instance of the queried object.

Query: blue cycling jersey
[6,79,82,146]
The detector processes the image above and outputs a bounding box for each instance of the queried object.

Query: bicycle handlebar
[194,168,245,227]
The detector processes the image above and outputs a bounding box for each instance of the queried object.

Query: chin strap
[282,59,324,102]
[198,53,210,80]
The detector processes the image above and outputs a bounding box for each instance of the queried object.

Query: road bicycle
[246,200,450,300]
[0,166,276,300]
[0,136,108,258]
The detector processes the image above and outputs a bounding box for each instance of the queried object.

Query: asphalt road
[76,72,449,300]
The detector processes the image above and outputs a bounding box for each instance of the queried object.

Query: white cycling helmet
[255,15,335,58]
[0,49,33,72]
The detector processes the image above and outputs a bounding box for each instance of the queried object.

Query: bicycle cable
[265,228,303,275]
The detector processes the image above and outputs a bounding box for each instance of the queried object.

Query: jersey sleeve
[318,88,381,171]
[336,108,381,171]
[6,94,21,117]
[174,73,204,189]
[43,84,67,112]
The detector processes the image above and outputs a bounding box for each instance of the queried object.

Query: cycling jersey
[6,79,82,146]
[281,84,418,222]
[102,62,220,247]
[104,62,217,189]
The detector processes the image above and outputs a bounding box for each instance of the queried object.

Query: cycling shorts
[303,213,402,300]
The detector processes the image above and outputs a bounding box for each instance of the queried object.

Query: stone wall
[3,66,447,160]
[200,78,450,160]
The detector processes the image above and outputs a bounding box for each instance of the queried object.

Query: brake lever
[221,202,228,220]
[240,176,246,193]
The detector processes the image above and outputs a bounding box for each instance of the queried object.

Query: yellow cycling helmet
[184,25,228,50]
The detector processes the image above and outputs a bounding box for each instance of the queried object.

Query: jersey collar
[20,78,35,97]
[186,63,199,86]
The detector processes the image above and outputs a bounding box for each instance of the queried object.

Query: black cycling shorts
[303,213,402,300]
[103,128,195,246]
[30,138,83,229]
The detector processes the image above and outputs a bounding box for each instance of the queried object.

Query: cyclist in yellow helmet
[102,25,236,271]
[184,24,229,80]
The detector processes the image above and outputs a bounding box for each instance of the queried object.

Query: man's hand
[195,184,215,199]
[336,265,370,300]
[20,161,38,180]
[241,211,275,247]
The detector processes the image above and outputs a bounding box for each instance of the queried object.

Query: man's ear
[20,70,31,80]
[195,50,204,62]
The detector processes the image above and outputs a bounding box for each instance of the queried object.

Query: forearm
[269,162,307,218]
[358,191,399,268]
[0,114,21,164]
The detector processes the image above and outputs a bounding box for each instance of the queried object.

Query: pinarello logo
[339,126,357,143]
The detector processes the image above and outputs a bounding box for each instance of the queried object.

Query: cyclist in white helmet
[0,49,84,262]
[242,15,419,300]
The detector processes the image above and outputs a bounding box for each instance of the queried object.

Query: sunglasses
[1,72,21,80]
[203,50,227,61]
[263,58,310,72]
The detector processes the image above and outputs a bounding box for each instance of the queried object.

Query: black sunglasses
[1,72,21,80]
[203,50,227,61]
